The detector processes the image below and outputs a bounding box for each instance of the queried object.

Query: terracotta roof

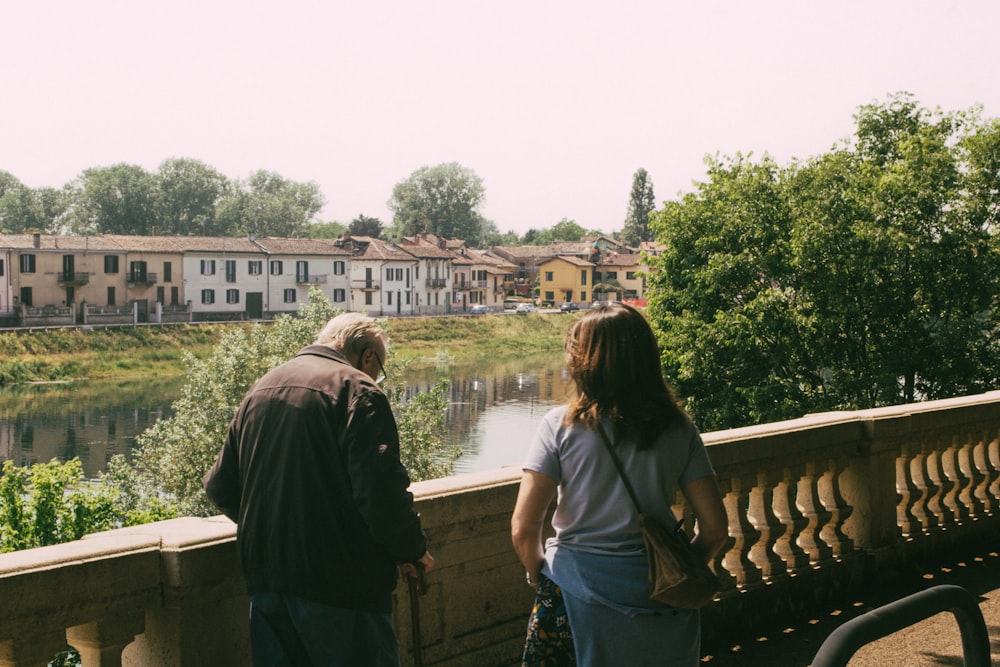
[0,233,123,251]
[540,254,594,268]
[253,237,351,256]
[597,251,643,268]
[397,238,456,259]
[102,235,184,252]
[343,236,418,262]
[164,235,263,252]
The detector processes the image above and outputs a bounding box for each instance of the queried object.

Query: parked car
[559,302,580,312]
[515,302,537,315]
[469,304,491,315]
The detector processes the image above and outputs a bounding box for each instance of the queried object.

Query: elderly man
[204,312,434,666]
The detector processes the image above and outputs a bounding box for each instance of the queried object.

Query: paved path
[699,549,1000,666]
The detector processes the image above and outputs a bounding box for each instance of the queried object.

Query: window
[104,255,119,274]
[545,291,555,301]
[19,287,32,306]
[581,270,587,285]
[386,268,393,281]
[333,288,346,303]
[20,254,36,273]
[333,260,345,276]
[226,289,240,304]
[365,292,373,306]
[283,289,296,303]
[405,291,411,305]
[201,289,215,304]
[171,286,179,305]
[0,259,4,276]
[544,271,553,281]
[581,291,587,302]
[270,260,283,276]
[387,291,393,305]
[395,268,403,281]
[129,260,148,280]
[157,286,165,304]
[626,271,636,280]
[163,261,172,282]
[201,259,216,275]
[606,271,617,279]
[225,260,237,283]
[248,260,263,275]
[296,261,309,282]
[107,287,116,306]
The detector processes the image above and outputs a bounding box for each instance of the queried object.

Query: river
[0,351,571,479]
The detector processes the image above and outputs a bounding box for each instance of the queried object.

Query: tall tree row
[646,94,1000,431]
[0,159,325,238]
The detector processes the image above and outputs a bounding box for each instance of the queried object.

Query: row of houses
[0,231,658,327]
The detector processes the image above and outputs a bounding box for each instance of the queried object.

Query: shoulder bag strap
[595,421,645,516]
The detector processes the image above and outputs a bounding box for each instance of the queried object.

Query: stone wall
[1,393,998,666]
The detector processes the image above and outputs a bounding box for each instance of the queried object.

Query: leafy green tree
[646,154,812,430]
[347,214,384,238]
[217,170,325,238]
[526,218,587,245]
[388,162,486,242]
[646,95,1000,431]
[305,220,348,239]
[72,164,159,234]
[622,168,656,246]
[0,459,118,553]
[0,170,20,199]
[155,158,230,235]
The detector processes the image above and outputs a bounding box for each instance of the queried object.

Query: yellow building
[537,255,594,306]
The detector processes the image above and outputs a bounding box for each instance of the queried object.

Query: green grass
[0,314,578,385]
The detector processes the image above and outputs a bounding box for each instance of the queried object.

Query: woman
[511,302,728,666]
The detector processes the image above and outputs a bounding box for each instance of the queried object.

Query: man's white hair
[315,312,387,358]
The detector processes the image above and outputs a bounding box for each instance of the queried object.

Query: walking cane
[407,563,427,667]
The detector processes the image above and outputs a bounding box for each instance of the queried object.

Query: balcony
[56,271,90,285]
[1,392,998,665]
[426,277,447,288]
[295,274,328,285]
[351,279,380,291]
[126,272,157,287]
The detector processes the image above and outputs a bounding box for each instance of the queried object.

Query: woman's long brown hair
[563,302,686,448]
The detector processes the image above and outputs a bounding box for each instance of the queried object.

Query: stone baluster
[955,433,985,520]
[982,428,1000,509]
[720,475,763,587]
[771,466,811,574]
[0,632,70,667]
[925,444,954,529]
[816,461,854,559]
[66,611,144,667]
[895,451,924,538]
[746,471,788,581]
[796,462,834,565]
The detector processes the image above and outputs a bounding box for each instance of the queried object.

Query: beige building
[3,233,127,323]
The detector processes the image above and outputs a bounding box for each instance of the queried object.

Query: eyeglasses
[357,346,387,385]
[373,351,387,385]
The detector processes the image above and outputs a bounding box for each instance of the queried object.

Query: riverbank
[0,313,577,385]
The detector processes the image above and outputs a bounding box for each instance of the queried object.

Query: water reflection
[0,378,184,478]
[0,353,570,478]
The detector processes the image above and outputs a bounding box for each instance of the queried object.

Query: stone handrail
[1,393,998,666]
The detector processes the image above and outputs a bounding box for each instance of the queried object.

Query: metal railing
[812,585,990,667]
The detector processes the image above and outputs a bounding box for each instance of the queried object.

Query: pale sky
[2,0,998,235]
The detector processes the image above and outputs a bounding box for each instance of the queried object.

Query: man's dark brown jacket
[203,344,427,613]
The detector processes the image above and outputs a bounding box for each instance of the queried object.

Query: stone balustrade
[1,392,999,666]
